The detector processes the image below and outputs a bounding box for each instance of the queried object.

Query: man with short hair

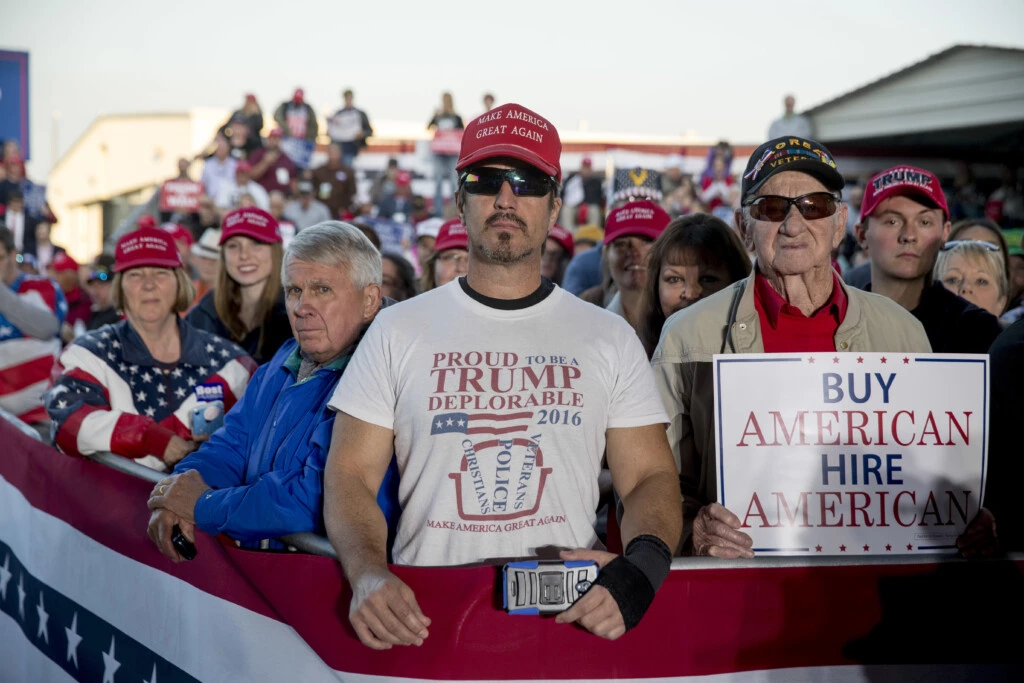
[311,143,358,219]
[853,165,1003,353]
[284,181,332,231]
[767,94,814,139]
[248,128,298,197]
[328,89,373,168]
[653,137,931,559]
[0,226,67,430]
[147,221,397,557]
[325,103,681,648]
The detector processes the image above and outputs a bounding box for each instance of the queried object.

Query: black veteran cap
[741,136,844,200]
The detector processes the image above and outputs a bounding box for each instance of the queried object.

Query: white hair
[283,221,382,289]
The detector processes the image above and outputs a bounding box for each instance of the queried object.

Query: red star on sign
[808,357,815,364]
[885,544,892,551]
[857,357,864,363]
[880,357,887,364]
[863,544,870,551]
[832,357,840,364]
[903,357,910,364]
[907,543,913,550]
[815,545,822,552]
[840,545,847,552]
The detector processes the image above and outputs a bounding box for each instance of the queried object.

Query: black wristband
[593,556,654,632]
[624,534,672,592]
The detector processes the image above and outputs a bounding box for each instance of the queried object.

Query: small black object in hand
[171,524,197,561]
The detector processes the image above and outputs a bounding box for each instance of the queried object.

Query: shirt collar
[120,317,217,367]
[754,269,848,329]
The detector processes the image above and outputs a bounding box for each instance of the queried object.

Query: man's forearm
[325,477,391,581]
[619,469,683,555]
[0,285,59,339]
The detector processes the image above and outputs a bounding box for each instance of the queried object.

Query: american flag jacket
[44,318,256,468]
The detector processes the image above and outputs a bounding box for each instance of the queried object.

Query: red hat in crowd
[434,218,469,253]
[245,93,257,103]
[236,160,253,174]
[268,127,283,138]
[137,215,157,231]
[547,224,575,257]
[581,156,593,168]
[860,165,950,223]
[49,252,80,273]
[161,222,194,246]
[396,170,412,187]
[293,88,304,103]
[114,227,183,272]
[604,200,671,244]
[219,207,281,245]
[456,103,562,182]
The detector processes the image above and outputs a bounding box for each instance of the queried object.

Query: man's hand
[554,549,625,640]
[147,508,195,563]
[147,470,211,524]
[692,503,754,559]
[957,507,998,558]
[349,567,431,650]
[162,435,198,467]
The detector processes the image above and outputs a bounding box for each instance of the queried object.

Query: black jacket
[909,281,1003,354]
[185,290,293,365]
[984,318,1024,550]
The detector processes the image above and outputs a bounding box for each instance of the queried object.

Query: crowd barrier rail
[2,416,1023,681]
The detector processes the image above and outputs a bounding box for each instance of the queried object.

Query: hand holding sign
[692,503,754,559]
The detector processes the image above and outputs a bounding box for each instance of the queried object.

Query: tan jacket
[650,272,932,551]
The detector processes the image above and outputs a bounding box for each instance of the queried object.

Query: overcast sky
[3,0,1023,178]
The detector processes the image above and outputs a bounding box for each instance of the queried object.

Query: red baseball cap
[547,224,575,257]
[219,207,281,245]
[114,227,183,272]
[236,160,253,174]
[860,165,949,223]
[434,218,468,253]
[457,103,562,182]
[293,88,304,103]
[396,170,412,187]
[268,127,283,138]
[161,222,194,246]
[137,215,157,230]
[245,93,257,103]
[49,252,80,273]
[604,200,671,244]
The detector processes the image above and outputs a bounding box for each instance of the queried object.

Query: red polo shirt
[754,271,848,353]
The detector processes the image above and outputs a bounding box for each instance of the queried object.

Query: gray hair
[283,221,382,289]
[934,240,1008,299]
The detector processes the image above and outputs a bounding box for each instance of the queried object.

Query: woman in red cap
[44,227,256,471]
[419,217,469,292]
[602,200,672,333]
[186,207,291,364]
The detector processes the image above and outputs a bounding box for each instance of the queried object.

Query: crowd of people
[1,91,1022,646]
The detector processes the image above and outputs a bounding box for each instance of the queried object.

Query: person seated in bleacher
[146,222,399,558]
[44,226,255,471]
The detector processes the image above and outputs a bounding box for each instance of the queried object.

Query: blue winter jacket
[175,338,399,547]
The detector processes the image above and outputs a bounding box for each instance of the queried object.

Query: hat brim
[219,227,281,245]
[113,257,182,273]
[457,144,560,182]
[860,187,946,223]
[745,160,845,200]
[190,244,219,258]
[604,225,664,245]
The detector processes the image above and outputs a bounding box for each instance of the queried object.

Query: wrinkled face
[938,253,1006,317]
[223,235,273,288]
[743,171,846,280]
[540,238,566,280]
[857,195,948,282]
[122,267,178,323]
[607,235,653,293]
[283,258,378,363]
[459,162,560,270]
[434,249,468,287]
[658,252,733,318]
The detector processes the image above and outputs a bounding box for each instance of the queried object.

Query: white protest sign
[713,353,988,556]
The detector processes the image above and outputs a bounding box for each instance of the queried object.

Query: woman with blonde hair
[187,207,291,364]
[935,239,1009,319]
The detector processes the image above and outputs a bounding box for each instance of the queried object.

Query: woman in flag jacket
[44,227,255,471]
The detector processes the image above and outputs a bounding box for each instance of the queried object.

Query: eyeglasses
[460,167,555,198]
[745,192,841,222]
[941,240,1001,252]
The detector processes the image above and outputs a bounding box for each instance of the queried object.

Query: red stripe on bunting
[0,354,56,395]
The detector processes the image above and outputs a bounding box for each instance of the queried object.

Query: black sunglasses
[745,192,841,222]
[941,239,1001,252]
[460,167,555,198]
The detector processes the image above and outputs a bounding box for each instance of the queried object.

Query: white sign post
[713,353,988,556]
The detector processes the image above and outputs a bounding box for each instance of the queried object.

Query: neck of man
[130,314,181,363]
[465,257,542,300]
[870,266,927,312]
[762,264,835,317]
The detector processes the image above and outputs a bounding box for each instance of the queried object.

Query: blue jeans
[341,141,359,168]
[433,154,458,216]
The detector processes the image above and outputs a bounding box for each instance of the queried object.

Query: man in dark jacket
[853,165,1002,353]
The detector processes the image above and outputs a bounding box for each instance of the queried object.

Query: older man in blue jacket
[147,221,398,558]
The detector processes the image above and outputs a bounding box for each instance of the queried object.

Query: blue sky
[3,0,1023,177]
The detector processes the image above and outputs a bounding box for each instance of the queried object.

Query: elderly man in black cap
[651,136,931,560]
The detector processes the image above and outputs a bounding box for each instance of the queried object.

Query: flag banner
[1,419,1020,681]
[714,353,988,555]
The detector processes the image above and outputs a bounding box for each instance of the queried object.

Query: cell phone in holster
[171,524,197,561]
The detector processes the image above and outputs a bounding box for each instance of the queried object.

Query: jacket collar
[118,317,217,367]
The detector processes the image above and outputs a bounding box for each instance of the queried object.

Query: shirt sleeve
[606,324,669,429]
[327,317,396,429]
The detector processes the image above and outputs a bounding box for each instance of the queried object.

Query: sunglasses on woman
[745,192,842,222]
[940,240,1001,252]
[460,167,555,197]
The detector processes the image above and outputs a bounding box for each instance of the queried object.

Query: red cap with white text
[114,228,183,272]
[456,103,562,182]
